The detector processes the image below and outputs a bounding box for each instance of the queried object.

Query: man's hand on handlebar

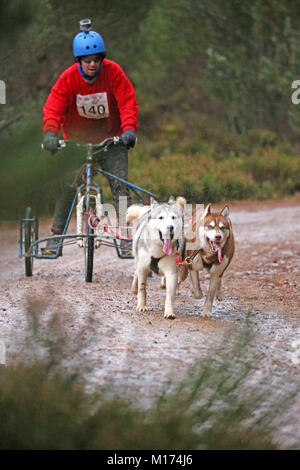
[43,131,58,154]
[120,129,137,149]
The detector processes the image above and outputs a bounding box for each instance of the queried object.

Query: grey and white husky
[126,197,186,319]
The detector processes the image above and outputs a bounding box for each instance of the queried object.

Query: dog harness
[150,239,186,274]
[150,256,161,274]
[179,242,227,268]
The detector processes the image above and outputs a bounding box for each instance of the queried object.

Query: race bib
[76,92,109,119]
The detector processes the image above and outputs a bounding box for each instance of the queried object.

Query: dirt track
[0,199,299,448]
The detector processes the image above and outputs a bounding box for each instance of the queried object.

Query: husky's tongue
[211,241,223,263]
[217,247,223,263]
[163,238,173,255]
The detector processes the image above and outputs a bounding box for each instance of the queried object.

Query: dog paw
[164,312,176,319]
[216,290,225,301]
[137,305,148,312]
[200,310,212,318]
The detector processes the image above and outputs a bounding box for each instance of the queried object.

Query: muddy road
[0,199,299,448]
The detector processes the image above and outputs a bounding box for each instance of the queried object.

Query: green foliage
[129,131,299,203]
[130,0,300,135]
[0,111,86,219]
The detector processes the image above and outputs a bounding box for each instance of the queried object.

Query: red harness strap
[174,252,183,265]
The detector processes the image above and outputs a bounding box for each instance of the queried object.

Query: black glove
[43,131,58,154]
[120,129,137,149]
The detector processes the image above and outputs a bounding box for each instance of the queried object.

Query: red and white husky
[179,203,235,317]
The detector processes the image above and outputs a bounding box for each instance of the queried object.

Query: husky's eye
[158,216,164,220]
[171,215,176,220]
[207,225,214,230]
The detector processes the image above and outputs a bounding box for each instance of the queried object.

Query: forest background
[1,0,300,219]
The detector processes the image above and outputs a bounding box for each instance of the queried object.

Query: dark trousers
[52,144,132,234]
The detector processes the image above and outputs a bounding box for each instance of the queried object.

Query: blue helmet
[73,30,106,60]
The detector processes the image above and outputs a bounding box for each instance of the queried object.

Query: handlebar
[41,136,122,152]
[57,136,122,150]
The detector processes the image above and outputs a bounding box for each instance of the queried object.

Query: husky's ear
[220,205,229,218]
[175,196,186,214]
[201,203,211,220]
[150,197,159,208]
[168,195,175,204]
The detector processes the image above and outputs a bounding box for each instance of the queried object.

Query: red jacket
[43,59,138,143]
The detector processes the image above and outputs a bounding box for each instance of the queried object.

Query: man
[42,19,138,256]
